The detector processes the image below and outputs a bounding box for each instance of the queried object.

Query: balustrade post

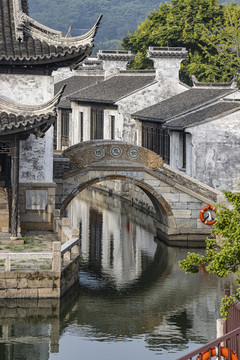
[52,242,61,272]
[63,251,71,263]
[61,218,69,243]
[5,254,11,271]
[53,210,60,233]
[71,229,79,258]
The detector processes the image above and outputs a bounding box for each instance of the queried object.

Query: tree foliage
[122,0,240,83]
[179,189,240,318]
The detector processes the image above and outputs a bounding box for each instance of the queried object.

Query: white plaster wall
[117,80,188,144]
[103,109,120,140]
[187,112,240,191]
[151,57,183,85]
[0,74,54,183]
[102,60,128,79]
[0,74,54,104]
[71,104,121,144]
[71,103,91,144]
[170,132,180,170]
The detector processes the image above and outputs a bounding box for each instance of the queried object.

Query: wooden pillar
[11,135,19,239]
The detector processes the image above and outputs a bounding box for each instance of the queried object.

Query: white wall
[117,81,188,144]
[0,74,54,183]
[186,112,240,191]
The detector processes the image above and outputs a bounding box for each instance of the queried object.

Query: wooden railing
[176,327,240,360]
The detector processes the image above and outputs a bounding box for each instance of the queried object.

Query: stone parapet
[0,238,80,298]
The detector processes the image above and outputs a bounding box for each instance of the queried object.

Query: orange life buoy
[197,346,238,360]
[200,205,216,225]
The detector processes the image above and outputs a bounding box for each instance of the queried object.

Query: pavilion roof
[0,0,102,72]
[0,86,65,137]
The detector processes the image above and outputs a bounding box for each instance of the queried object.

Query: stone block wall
[19,183,56,231]
[0,256,79,299]
[0,270,61,298]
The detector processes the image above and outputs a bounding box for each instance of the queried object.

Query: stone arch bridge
[57,140,222,247]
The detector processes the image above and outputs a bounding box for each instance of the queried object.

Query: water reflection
[68,188,162,292]
[0,299,59,360]
[0,188,235,360]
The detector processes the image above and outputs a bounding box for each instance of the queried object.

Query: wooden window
[91,108,104,140]
[110,115,115,140]
[183,132,186,169]
[80,112,84,142]
[142,122,170,164]
[61,110,70,147]
[179,132,186,169]
[53,121,57,150]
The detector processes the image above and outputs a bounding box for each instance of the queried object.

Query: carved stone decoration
[110,146,122,157]
[128,148,139,159]
[93,148,105,159]
[63,140,164,171]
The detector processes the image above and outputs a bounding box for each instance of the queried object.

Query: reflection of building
[0,0,100,237]
[67,189,157,289]
[0,298,60,357]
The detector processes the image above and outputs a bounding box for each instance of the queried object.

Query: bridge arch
[58,139,220,245]
[60,174,176,228]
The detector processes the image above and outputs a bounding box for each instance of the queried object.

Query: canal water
[0,188,233,360]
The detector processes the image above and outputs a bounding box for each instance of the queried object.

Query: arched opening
[60,174,176,228]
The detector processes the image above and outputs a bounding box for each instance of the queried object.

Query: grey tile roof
[0,87,64,136]
[69,75,156,104]
[0,1,101,70]
[55,76,104,108]
[163,101,240,130]
[132,88,236,122]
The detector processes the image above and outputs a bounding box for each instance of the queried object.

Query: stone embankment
[0,230,80,299]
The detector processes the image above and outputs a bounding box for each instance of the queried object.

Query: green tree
[122,0,240,83]
[179,189,240,318]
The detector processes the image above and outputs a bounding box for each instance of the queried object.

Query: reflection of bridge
[57,140,221,246]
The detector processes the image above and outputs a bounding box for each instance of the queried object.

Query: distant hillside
[29,0,240,51]
[28,0,161,51]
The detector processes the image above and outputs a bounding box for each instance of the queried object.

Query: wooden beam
[10,135,19,239]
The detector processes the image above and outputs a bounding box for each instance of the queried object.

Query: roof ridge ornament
[147,46,188,59]
[192,73,239,89]
[3,0,102,71]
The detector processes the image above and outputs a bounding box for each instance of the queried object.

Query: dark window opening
[183,132,186,169]
[80,112,84,142]
[61,110,70,147]
[91,108,104,140]
[110,115,115,140]
[53,121,57,150]
[142,123,170,164]
[179,132,186,169]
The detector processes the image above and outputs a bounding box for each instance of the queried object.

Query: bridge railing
[53,210,79,245]
[176,327,240,360]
